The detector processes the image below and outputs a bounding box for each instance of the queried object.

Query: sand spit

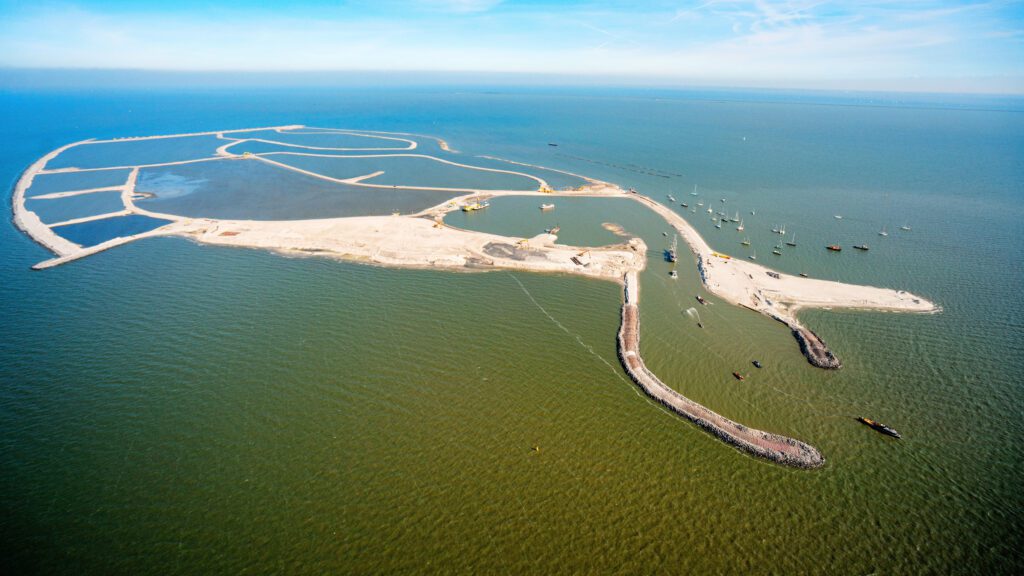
[183,216,647,280]
[630,193,938,368]
[617,272,824,468]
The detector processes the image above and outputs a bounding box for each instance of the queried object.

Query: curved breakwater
[616,271,825,468]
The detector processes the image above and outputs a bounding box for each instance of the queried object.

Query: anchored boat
[539,203,555,210]
[827,245,842,252]
[853,244,869,251]
[462,201,490,212]
[857,417,901,439]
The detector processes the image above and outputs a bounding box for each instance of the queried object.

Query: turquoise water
[2,85,1022,574]
[52,214,172,247]
[25,191,125,224]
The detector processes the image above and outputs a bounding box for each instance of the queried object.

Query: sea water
[1,83,1022,574]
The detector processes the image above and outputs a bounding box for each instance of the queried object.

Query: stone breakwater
[791,326,842,370]
[616,272,825,469]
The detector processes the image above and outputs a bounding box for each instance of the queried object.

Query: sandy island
[11,125,941,468]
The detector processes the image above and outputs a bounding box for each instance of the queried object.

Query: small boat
[461,201,490,212]
[731,211,740,222]
[720,198,726,203]
[799,272,809,277]
[681,203,688,208]
[736,219,744,231]
[878,225,888,237]
[853,244,869,251]
[752,360,762,369]
[539,203,555,210]
[715,223,722,229]
[697,200,704,207]
[706,207,713,214]
[857,417,901,439]
[772,248,782,255]
[748,250,757,260]
[696,295,707,305]
[741,237,750,246]
[665,235,678,263]
[690,186,699,196]
[548,143,558,147]
[900,224,912,231]
[662,232,668,237]
[667,194,676,202]
[750,210,756,215]
[834,215,843,219]
[826,245,842,251]
[669,270,678,279]
[545,226,561,234]
[732,372,745,381]
[785,233,797,247]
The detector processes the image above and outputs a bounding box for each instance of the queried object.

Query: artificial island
[12,125,939,468]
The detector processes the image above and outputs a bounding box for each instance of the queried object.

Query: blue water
[2,82,1022,574]
[52,214,172,247]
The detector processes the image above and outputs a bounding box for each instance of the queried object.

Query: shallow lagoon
[46,135,224,170]
[52,214,172,247]
[269,153,540,190]
[136,158,460,219]
[25,169,131,197]
[228,129,412,150]
[25,191,125,224]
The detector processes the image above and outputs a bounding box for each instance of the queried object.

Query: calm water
[2,85,1022,574]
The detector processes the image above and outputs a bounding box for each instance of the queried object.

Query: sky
[0,0,1022,93]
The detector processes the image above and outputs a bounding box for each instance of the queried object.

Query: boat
[667,194,676,202]
[834,215,843,219]
[545,226,560,234]
[732,372,745,381]
[697,200,704,207]
[853,244,869,250]
[752,360,762,369]
[827,245,842,251]
[665,235,678,263]
[669,270,678,279]
[736,219,744,231]
[772,248,782,255]
[690,185,699,196]
[720,198,726,203]
[696,295,707,305]
[548,143,558,147]
[799,272,809,277]
[662,232,668,236]
[539,203,555,210]
[778,224,786,235]
[751,210,756,215]
[461,201,490,212]
[729,211,738,222]
[878,225,888,237]
[785,233,797,247]
[741,237,750,246]
[857,417,901,439]
[681,202,688,208]
[900,224,912,231]
[715,223,722,229]
[707,207,713,214]
[748,250,757,260]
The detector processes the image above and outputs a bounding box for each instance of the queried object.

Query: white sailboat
[878,225,888,237]
[736,219,744,231]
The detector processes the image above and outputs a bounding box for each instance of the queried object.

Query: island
[12,125,940,468]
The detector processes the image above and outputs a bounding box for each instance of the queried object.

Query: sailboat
[785,233,797,247]
[731,211,740,222]
[706,207,713,214]
[667,194,676,202]
[748,249,757,260]
[715,221,722,229]
[878,225,888,237]
[741,237,751,246]
[772,247,782,255]
[900,223,912,231]
[690,185,699,196]
[736,219,744,231]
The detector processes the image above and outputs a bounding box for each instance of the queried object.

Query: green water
[2,86,1022,574]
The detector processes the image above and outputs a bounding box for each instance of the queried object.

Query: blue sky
[1,0,1022,92]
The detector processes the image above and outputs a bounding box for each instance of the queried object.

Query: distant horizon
[1,1,1022,95]
[3,67,1024,97]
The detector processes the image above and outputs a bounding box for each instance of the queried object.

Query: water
[52,214,173,247]
[1,84,1022,574]
[25,191,125,224]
